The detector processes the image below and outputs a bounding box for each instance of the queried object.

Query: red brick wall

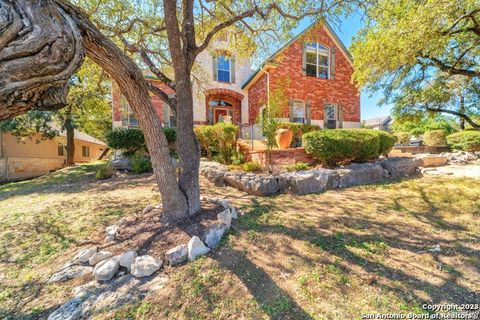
[245,148,315,167]
[248,23,360,124]
[247,73,267,125]
[205,88,243,125]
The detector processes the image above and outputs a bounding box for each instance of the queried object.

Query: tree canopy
[351,0,480,128]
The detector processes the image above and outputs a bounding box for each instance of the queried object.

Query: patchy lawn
[0,163,479,319]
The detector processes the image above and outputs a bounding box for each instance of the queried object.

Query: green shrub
[376,130,397,156]
[230,151,244,165]
[277,123,321,147]
[106,127,177,155]
[423,130,448,146]
[194,123,238,164]
[163,127,177,144]
[303,129,390,167]
[130,151,153,174]
[446,130,480,151]
[95,164,114,180]
[353,129,380,162]
[303,130,357,167]
[106,128,145,155]
[242,161,262,172]
[286,162,310,172]
[394,132,411,145]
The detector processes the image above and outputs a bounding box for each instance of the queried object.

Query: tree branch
[426,105,479,128]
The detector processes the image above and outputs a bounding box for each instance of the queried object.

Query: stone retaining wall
[201,157,421,196]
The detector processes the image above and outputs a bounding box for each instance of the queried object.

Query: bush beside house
[447,130,480,151]
[277,123,321,147]
[194,123,239,164]
[303,129,396,167]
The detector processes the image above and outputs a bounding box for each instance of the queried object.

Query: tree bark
[459,95,465,130]
[65,106,75,166]
[0,0,84,120]
[163,0,201,215]
[0,0,191,222]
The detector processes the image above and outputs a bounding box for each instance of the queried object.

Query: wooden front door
[214,108,228,123]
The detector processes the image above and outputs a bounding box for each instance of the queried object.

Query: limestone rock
[381,157,419,179]
[224,172,279,196]
[188,236,210,261]
[131,256,162,278]
[414,154,448,167]
[165,244,188,266]
[47,298,83,320]
[278,169,339,195]
[110,157,131,171]
[204,224,227,249]
[48,265,93,283]
[119,250,137,271]
[142,205,154,214]
[217,209,232,228]
[105,225,119,241]
[218,199,230,209]
[230,207,238,219]
[89,251,113,266]
[338,163,388,188]
[75,247,97,263]
[93,256,119,281]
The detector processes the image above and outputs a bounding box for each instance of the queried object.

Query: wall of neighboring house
[247,23,361,129]
[0,132,106,182]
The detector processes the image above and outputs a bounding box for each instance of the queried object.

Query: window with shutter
[304,43,330,79]
[324,104,337,129]
[292,100,306,124]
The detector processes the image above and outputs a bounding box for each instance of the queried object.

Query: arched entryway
[205,88,244,125]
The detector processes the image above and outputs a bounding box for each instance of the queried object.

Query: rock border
[48,198,238,319]
[200,152,480,196]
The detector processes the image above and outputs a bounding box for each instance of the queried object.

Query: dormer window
[212,55,236,83]
[305,43,329,79]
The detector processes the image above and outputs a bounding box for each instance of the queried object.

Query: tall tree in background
[351,0,480,128]
[0,0,356,222]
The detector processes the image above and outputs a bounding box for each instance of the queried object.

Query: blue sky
[294,15,393,120]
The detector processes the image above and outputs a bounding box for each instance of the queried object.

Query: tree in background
[352,0,480,128]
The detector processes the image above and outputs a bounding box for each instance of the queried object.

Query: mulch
[96,200,224,261]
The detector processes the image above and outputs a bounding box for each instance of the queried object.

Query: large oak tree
[0,0,355,222]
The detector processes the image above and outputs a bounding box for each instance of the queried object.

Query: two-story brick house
[112,21,360,135]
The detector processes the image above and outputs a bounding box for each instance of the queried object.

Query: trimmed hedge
[303,129,397,167]
[446,130,480,151]
[194,123,238,164]
[423,130,448,146]
[106,127,176,155]
[277,123,321,147]
[394,132,411,145]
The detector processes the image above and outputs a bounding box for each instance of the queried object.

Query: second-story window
[217,55,231,82]
[305,43,329,79]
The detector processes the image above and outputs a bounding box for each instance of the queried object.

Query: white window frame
[305,43,330,79]
[217,55,231,83]
[292,100,306,124]
[324,104,337,129]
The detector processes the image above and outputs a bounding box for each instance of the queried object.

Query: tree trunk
[163,0,201,216]
[66,125,75,165]
[459,95,465,130]
[0,0,192,223]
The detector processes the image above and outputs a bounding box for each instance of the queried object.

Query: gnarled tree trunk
[0,0,191,222]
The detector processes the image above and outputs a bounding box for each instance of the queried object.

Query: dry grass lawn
[0,162,479,319]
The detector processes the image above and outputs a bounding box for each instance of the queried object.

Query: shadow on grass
[236,197,479,307]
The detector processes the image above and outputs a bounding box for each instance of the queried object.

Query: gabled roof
[362,116,392,127]
[58,129,107,146]
[242,19,353,90]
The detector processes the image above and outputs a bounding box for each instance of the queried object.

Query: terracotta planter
[275,128,293,149]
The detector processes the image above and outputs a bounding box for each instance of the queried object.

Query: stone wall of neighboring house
[247,23,360,128]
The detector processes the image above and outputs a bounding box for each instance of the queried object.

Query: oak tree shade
[0,0,189,222]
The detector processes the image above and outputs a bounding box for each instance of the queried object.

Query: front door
[214,108,228,123]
